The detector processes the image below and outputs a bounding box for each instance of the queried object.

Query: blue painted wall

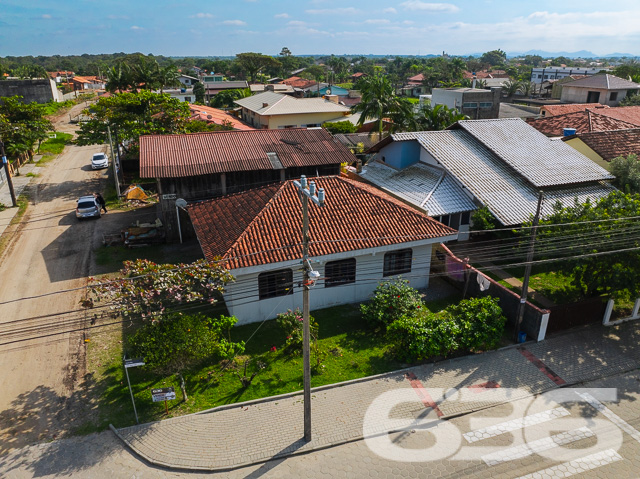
[318,86,349,96]
[378,140,421,170]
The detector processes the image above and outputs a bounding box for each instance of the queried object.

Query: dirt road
[0,102,108,452]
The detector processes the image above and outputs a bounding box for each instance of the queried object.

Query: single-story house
[187,176,458,324]
[187,104,254,131]
[234,91,351,129]
[560,74,640,106]
[250,84,295,94]
[528,106,640,137]
[364,118,616,227]
[70,76,106,91]
[204,80,249,96]
[432,87,502,120]
[177,74,199,87]
[139,128,357,240]
[563,128,640,168]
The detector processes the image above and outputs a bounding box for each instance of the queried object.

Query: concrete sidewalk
[112,319,640,472]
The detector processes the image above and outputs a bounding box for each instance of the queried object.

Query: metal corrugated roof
[139,129,356,178]
[455,118,614,187]
[357,161,477,217]
[235,91,350,116]
[564,74,640,90]
[414,130,615,226]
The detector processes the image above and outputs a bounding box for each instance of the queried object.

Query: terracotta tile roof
[565,128,640,161]
[527,110,639,136]
[187,176,457,269]
[541,103,607,117]
[187,104,254,131]
[595,106,640,126]
[281,76,317,89]
[407,73,424,82]
[351,72,366,78]
[139,128,356,178]
[463,70,509,79]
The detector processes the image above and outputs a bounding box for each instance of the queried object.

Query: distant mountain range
[507,50,637,59]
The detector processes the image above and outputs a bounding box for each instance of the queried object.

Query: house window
[383,249,413,277]
[258,269,293,300]
[610,92,618,101]
[479,102,493,108]
[461,211,471,225]
[184,96,192,102]
[440,215,451,226]
[538,74,543,78]
[325,258,356,287]
[462,102,478,108]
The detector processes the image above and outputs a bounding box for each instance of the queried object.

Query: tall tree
[480,49,507,67]
[235,52,281,83]
[414,103,469,131]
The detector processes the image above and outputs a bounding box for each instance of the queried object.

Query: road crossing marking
[480,427,594,466]
[463,407,570,443]
[576,391,640,443]
[513,448,622,479]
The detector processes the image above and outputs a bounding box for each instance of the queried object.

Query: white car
[91,152,108,169]
[76,196,101,220]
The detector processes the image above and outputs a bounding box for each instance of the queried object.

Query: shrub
[386,296,506,362]
[276,308,318,353]
[360,279,424,328]
[470,206,498,231]
[323,120,357,135]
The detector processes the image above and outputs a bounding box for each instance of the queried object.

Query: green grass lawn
[37,132,73,163]
[82,297,459,433]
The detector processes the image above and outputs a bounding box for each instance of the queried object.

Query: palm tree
[518,81,534,97]
[502,79,522,98]
[415,104,469,131]
[105,62,132,93]
[351,74,414,134]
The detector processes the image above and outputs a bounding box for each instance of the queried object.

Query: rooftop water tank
[563,128,577,137]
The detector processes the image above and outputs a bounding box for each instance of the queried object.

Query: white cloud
[274,13,290,18]
[382,8,397,14]
[130,25,143,30]
[288,20,306,26]
[306,7,359,15]
[222,19,247,26]
[192,13,214,18]
[41,14,52,19]
[400,1,460,13]
[364,19,391,24]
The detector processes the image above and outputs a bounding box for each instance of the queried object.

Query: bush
[470,206,498,231]
[276,308,318,353]
[386,296,506,362]
[360,279,424,328]
[323,120,357,135]
[129,313,244,373]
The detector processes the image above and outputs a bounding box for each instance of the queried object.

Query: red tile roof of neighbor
[463,70,509,79]
[527,109,640,136]
[187,104,254,131]
[187,176,457,269]
[541,103,608,116]
[564,128,640,161]
[281,76,316,89]
[139,128,357,178]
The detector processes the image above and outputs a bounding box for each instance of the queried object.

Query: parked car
[91,152,108,169]
[76,196,101,220]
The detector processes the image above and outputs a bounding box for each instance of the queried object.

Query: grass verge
[38,132,73,156]
[0,194,30,257]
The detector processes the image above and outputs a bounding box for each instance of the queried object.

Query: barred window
[258,269,293,299]
[383,249,412,277]
[325,259,356,288]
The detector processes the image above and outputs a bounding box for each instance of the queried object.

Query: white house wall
[223,243,435,325]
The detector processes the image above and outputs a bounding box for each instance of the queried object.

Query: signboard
[124,358,145,368]
[152,387,176,402]
[162,194,177,200]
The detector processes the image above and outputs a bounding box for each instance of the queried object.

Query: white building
[530,66,610,84]
[187,176,457,325]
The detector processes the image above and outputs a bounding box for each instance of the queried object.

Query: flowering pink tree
[86,258,234,322]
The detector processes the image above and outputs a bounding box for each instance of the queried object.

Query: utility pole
[514,191,544,342]
[106,126,121,198]
[293,175,326,443]
[0,141,17,207]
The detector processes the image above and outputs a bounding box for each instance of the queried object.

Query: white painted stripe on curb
[514,448,622,479]
[463,407,570,443]
[577,392,640,443]
[481,427,594,466]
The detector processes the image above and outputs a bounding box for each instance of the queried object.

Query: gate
[546,297,607,334]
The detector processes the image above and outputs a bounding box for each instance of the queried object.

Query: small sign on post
[123,356,145,424]
[152,387,176,414]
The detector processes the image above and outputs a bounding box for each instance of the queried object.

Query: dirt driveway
[0,102,121,452]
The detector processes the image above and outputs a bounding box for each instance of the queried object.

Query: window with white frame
[383,249,412,277]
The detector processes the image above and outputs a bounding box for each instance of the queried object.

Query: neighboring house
[563,128,640,168]
[281,76,317,90]
[250,83,295,94]
[332,133,380,154]
[70,76,106,91]
[48,71,74,83]
[234,91,351,129]
[365,118,615,227]
[350,72,367,82]
[549,75,588,100]
[432,87,502,120]
[139,128,356,240]
[527,107,640,136]
[530,66,609,84]
[403,74,426,97]
[463,70,509,80]
[187,104,254,131]
[560,74,640,106]
[204,80,248,96]
[540,103,606,117]
[186,176,458,324]
[164,87,195,103]
[202,73,224,82]
[316,85,349,97]
[349,161,476,240]
[177,74,199,87]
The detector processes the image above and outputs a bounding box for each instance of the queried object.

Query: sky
[1,0,640,57]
